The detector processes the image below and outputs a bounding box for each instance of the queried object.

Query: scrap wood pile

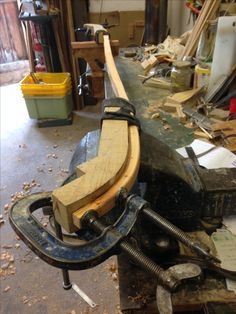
[125,0,236,153]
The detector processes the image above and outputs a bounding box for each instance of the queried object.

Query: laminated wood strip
[72,35,140,229]
[53,35,140,232]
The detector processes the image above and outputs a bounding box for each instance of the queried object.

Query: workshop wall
[168,0,194,37]
[89,0,145,12]
[89,11,145,47]
[89,0,194,46]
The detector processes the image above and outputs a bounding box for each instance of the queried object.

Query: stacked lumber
[180,0,221,58]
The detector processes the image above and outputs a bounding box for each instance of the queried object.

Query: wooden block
[194,130,211,139]
[167,87,204,104]
[212,120,236,132]
[163,102,179,112]
[141,59,151,70]
[209,108,229,120]
[141,55,158,73]
[52,120,129,232]
[176,105,187,122]
[73,125,140,229]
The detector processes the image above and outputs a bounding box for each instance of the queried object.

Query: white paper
[176,139,236,169]
[211,230,236,292]
[223,216,236,236]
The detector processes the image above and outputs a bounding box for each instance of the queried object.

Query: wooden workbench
[105,51,236,313]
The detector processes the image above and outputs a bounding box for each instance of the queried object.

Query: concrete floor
[0,84,120,314]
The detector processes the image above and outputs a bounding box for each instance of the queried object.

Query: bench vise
[9,130,236,313]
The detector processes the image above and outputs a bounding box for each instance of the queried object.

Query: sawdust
[142,99,164,119]
[47,153,58,159]
[8,179,40,207]
[128,293,149,305]
[107,261,118,282]
[0,251,15,277]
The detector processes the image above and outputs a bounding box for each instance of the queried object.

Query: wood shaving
[61,169,69,174]
[2,245,13,249]
[0,251,15,276]
[163,124,171,130]
[1,262,10,270]
[37,167,44,173]
[4,204,10,211]
[0,218,5,226]
[108,262,117,273]
[47,153,58,159]
[19,144,27,148]
[151,112,160,119]
[4,286,10,292]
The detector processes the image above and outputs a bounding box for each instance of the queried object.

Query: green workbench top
[115,54,194,149]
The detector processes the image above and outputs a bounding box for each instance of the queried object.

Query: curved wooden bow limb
[52,35,140,232]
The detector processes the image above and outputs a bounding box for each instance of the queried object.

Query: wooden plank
[65,0,81,109]
[71,40,119,50]
[25,21,34,72]
[166,87,204,104]
[181,0,221,58]
[102,35,127,99]
[52,18,67,72]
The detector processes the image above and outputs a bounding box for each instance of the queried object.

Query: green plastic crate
[24,94,73,119]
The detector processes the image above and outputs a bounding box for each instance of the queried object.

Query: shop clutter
[126,1,236,152]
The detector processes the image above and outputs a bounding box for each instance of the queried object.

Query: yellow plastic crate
[20,72,71,97]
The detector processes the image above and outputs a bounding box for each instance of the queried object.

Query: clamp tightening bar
[118,191,220,264]
[81,210,180,292]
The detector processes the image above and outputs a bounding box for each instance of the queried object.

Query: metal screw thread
[83,210,179,291]
[89,219,105,234]
[120,239,179,291]
[143,207,208,255]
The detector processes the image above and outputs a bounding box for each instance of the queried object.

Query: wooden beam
[71,40,119,50]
